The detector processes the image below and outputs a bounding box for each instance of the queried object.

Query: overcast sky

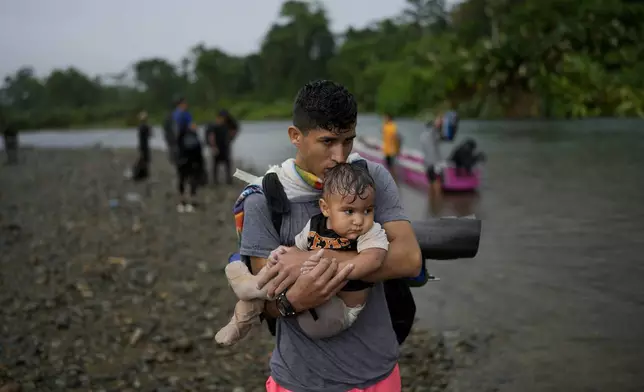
[0,0,436,79]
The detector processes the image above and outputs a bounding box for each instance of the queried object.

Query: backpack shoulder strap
[257,173,290,337]
[351,159,368,170]
[262,172,290,234]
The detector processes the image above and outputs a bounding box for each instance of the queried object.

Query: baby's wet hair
[323,162,375,203]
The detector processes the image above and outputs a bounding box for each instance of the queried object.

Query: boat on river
[352,135,481,192]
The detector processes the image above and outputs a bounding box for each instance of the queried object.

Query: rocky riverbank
[0,149,484,392]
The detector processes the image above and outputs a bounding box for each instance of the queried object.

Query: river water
[7,115,644,391]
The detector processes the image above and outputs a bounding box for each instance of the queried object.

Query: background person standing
[206,110,234,185]
[381,113,401,178]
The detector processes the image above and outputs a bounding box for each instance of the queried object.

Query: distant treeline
[1,0,643,130]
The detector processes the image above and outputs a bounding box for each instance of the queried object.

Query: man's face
[290,126,357,179]
[178,102,187,111]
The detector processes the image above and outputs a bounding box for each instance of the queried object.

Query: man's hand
[285,257,354,313]
[258,247,320,298]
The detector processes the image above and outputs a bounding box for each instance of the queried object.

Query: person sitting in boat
[381,113,401,174]
[215,160,389,345]
[449,138,486,176]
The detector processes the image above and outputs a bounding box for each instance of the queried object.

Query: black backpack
[181,131,201,150]
[258,160,416,345]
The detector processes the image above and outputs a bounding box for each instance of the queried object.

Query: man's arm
[361,220,421,281]
[322,223,421,281]
[341,248,386,280]
[267,223,420,284]
[254,254,354,314]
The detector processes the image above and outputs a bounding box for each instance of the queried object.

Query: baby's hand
[268,245,290,266]
[301,256,328,275]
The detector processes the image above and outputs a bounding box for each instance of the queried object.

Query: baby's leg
[297,288,371,339]
[297,297,347,339]
[215,298,264,346]
[225,261,270,301]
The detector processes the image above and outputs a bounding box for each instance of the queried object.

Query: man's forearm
[326,248,386,280]
[318,249,397,280]
[361,246,415,282]
[333,251,414,282]
[364,221,422,281]
[323,239,421,282]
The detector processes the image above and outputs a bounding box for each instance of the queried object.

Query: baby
[216,162,389,345]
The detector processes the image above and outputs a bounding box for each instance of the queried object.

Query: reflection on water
[5,115,644,391]
[425,192,481,218]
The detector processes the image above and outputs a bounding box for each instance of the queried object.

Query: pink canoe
[353,136,481,192]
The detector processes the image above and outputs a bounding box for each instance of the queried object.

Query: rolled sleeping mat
[412,217,482,261]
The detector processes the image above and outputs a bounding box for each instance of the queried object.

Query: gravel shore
[0,148,481,392]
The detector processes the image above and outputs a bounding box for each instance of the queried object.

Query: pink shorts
[266,364,401,392]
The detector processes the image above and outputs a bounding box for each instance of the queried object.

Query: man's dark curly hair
[323,162,375,203]
[293,80,358,134]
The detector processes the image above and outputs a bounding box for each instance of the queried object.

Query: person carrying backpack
[228,80,422,392]
[175,122,204,213]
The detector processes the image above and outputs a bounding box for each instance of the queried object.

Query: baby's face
[320,188,375,240]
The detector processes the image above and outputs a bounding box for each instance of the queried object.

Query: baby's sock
[215,299,264,346]
[225,261,268,300]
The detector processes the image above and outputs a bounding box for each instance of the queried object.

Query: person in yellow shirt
[381,113,400,173]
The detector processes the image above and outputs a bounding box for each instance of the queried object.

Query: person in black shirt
[176,122,205,212]
[223,109,240,144]
[138,111,151,163]
[2,122,18,165]
[449,138,486,176]
[206,110,235,185]
[132,111,152,181]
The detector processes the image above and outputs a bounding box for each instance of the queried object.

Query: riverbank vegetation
[1,0,643,130]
